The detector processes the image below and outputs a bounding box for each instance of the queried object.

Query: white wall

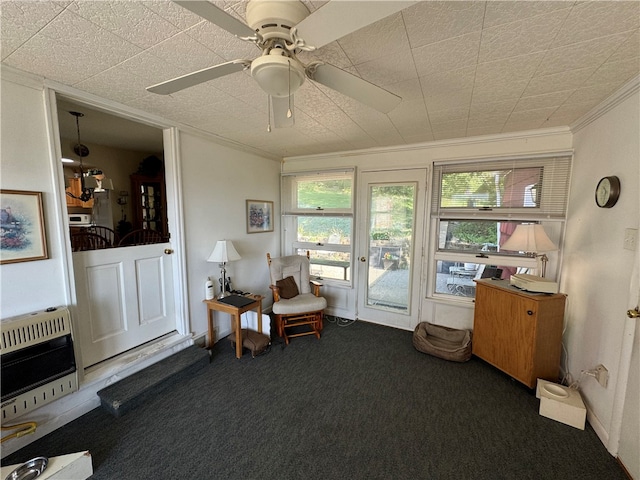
[562,86,639,449]
[179,131,280,341]
[282,129,574,330]
[0,73,69,318]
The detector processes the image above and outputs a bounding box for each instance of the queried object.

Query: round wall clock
[595,176,620,208]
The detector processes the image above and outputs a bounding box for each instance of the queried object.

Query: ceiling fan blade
[295,1,417,49]
[272,96,295,128]
[306,63,401,113]
[147,60,251,95]
[173,1,259,41]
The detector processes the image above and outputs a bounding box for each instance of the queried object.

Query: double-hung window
[281,169,354,283]
[430,155,572,299]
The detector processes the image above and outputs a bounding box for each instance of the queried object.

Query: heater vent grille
[1,307,72,354]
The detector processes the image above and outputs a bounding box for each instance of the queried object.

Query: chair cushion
[276,276,299,299]
[272,293,327,315]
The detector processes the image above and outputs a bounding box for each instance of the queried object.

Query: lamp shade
[207,240,241,263]
[501,224,557,253]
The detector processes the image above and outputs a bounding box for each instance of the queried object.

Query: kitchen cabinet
[472,279,566,388]
[65,177,93,208]
[130,173,167,238]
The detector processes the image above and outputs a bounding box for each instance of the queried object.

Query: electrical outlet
[595,364,608,388]
[624,228,637,251]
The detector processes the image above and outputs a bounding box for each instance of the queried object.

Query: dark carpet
[2,320,626,479]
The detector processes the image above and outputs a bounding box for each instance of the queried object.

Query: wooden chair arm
[269,284,281,302]
[310,280,323,297]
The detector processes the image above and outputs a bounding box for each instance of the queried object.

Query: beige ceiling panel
[383,78,424,100]
[425,88,472,112]
[507,106,557,125]
[469,99,517,117]
[412,31,482,77]
[551,1,640,49]
[479,8,570,63]
[585,59,640,88]
[3,34,110,86]
[75,67,151,103]
[433,129,467,141]
[184,20,259,61]
[466,125,503,138]
[431,118,467,133]
[403,1,484,49]
[467,115,508,130]
[0,1,69,60]
[141,1,205,30]
[513,90,573,113]
[428,106,469,124]
[69,1,181,50]
[483,1,570,29]
[146,33,227,76]
[606,30,640,63]
[401,132,435,145]
[523,66,597,97]
[476,52,545,85]
[419,66,476,98]
[536,32,631,76]
[338,13,408,65]
[471,79,529,104]
[564,82,628,106]
[118,51,188,86]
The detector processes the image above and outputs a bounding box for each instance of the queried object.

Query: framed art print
[246,199,274,234]
[0,190,48,264]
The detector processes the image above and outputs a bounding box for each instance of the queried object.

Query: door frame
[43,86,189,375]
[355,168,428,330]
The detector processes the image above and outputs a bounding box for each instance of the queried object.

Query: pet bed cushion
[412,322,472,362]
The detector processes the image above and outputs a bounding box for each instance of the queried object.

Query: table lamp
[500,224,557,277]
[207,240,241,298]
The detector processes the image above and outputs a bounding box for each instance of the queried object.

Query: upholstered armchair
[267,252,327,344]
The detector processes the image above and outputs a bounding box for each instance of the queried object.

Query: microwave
[68,213,92,225]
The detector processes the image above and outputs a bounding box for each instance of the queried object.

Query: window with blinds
[430,154,572,300]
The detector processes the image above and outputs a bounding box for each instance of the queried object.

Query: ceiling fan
[147,0,416,128]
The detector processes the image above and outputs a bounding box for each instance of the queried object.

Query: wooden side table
[203,295,264,358]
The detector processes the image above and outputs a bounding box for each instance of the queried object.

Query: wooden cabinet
[66,177,93,208]
[472,279,565,388]
[130,173,167,238]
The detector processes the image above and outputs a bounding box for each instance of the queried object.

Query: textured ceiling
[2,1,639,159]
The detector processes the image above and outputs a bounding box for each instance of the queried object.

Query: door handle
[360,256,366,262]
[627,307,640,318]
[164,248,174,254]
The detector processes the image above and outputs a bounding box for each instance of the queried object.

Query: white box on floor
[536,379,586,430]
[1,451,93,480]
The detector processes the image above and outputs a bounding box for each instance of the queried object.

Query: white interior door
[356,169,427,330]
[73,242,176,367]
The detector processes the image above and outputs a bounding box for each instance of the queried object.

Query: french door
[356,169,427,330]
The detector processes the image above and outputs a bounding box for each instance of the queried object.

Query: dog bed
[412,322,472,362]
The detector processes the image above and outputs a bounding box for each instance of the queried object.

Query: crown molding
[284,126,571,162]
[571,75,640,134]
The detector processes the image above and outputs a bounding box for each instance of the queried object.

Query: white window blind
[431,155,572,220]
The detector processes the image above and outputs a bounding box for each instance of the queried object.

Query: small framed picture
[1,190,48,264]
[246,199,274,234]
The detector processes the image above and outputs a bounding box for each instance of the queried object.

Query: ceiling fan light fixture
[251,53,305,98]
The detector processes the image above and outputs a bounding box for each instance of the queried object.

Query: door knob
[360,256,366,262]
[627,307,640,318]
[164,248,174,254]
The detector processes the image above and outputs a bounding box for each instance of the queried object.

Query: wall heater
[1,307,78,422]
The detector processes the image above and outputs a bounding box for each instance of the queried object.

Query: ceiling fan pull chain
[287,61,293,119]
[267,95,272,133]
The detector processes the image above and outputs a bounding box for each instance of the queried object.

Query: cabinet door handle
[527,310,533,316]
